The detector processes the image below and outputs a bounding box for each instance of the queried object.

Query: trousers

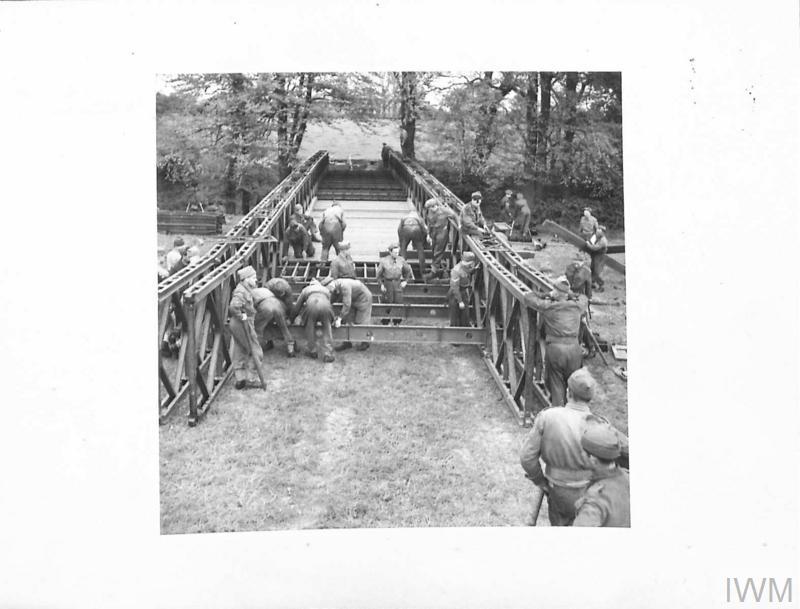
[448,291,470,326]
[382,279,404,304]
[429,226,449,277]
[229,316,263,382]
[398,225,426,277]
[319,220,344,262]
[544,342,583,406]
[303,297,333,358]
[254,299,294,345]
[547,483,589,526]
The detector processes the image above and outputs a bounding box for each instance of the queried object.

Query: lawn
[160,343,546,532]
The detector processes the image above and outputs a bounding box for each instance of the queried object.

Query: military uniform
[520,397,629,526]
[424,201,456,278]
[397,214,428,277]
[292,283,334,360]
[579,213,599,241]
[523,291,586,406]
[264,277,294,311]
[585,234,609,289]
[329,250,356,279]
[283,219,315,258]
[228,280,262,383]
[565,260,593,300]
[510,197,532,240]
[376,255,413,303]
[448,260,475,326]
[329,278,373,351]
[251,286,294,352]
[459,201,486,236]
[573,468,631,527]
[319,206,346,262]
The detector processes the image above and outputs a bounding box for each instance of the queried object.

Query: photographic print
[157,71,628,532]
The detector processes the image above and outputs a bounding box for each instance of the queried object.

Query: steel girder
[158,152,329,424]
[386,150,553,425]
[287,324,485,344]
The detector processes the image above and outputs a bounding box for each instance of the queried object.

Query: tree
[397,71,417,158]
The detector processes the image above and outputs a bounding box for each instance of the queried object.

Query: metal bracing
[162,148,578,427]
[158,152,329,424]
[386,150,555,425]
[286,324,485,345]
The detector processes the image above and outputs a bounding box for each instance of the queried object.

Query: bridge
[158,149,572,427]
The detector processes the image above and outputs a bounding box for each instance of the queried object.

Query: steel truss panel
[159,152,329,424]
[287,324,485,344]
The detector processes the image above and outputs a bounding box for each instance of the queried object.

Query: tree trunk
[398,72,417,159]
[538,72,553,183]
[275,74,291,179]
[224,155,238,214]
[473,72,515,175]
[564,72,579,144]
[523,72,539,181]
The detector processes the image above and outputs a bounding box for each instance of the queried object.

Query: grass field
[160,344,546,532]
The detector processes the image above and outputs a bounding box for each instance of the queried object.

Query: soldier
[329,241,356,279]
[319,201,346,262]
[423,198,457,279]
[283,204,318,260]
[381,142,390,169]
[510,192,532,241]
[500,189,514,223]
[397,210,428,278]
[252,278,296,358]
[291,278,335,363]
[228,265,263,389]
[520,368,629,526]
[376,243,413,303]
[585,226,609,292]
[565,251,593,300]
[573,422,631,527]
[460,191,488,237]
[447,251,477,326]
[165,237,185,273]
[523,275,587,406]
[326,277,373,352]
[579,207,599,242]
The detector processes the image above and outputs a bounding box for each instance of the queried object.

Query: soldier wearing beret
[459,191,488,237]
[423,198,457,279]
[573,423,631,527]
[228,265,264,389]
[376,243,414,303]
[448,251,477,327]
[329,241,356,280]
[397,209,429,278]
[523,275,587,406]
[520,368,629,525]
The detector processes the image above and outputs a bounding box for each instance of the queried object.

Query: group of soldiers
[225,192,484,384]
[520,367,630,527]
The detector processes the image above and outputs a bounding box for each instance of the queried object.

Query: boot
[286,342,296,358]
[304,350,318,359]
[355,342,370,351]
[263,340,275,351]
[234,379,247,390]
[322,354,335,363]
[334,341,353,352]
